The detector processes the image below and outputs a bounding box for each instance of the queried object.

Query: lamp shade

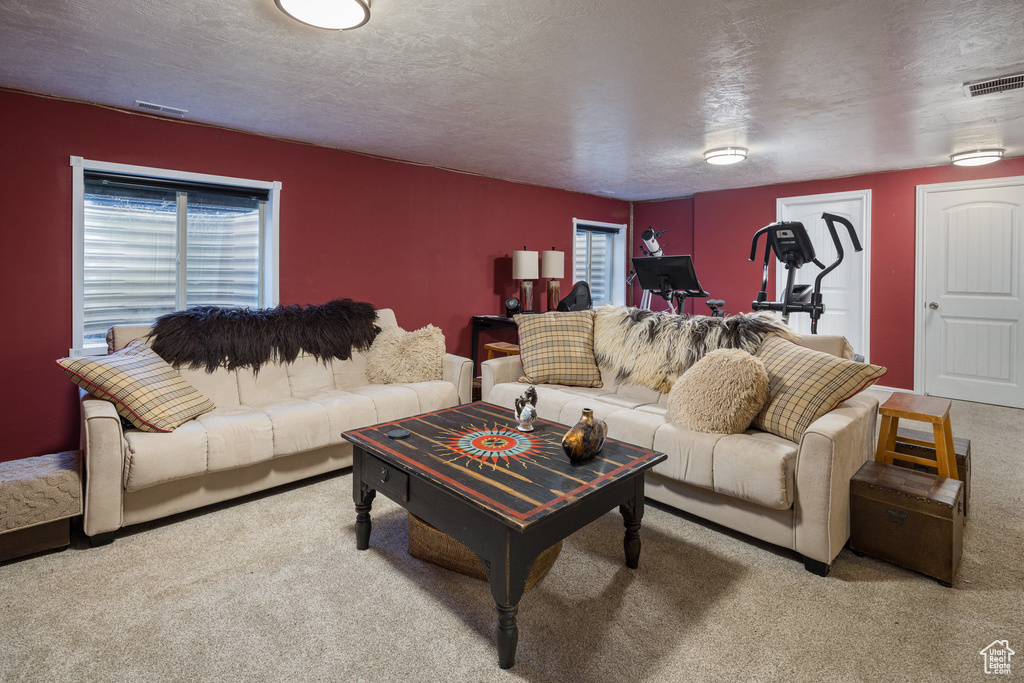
[276,0,371,30]
[512,250,539,280]
[541,250,564,279]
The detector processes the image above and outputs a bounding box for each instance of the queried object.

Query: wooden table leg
[620,477,646,569]
[352,447,376,550]
[484,534,531,669]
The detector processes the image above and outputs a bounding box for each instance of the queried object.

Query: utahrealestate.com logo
[980,640,1014,675]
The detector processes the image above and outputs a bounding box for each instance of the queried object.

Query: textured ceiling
[1,0,1023,200]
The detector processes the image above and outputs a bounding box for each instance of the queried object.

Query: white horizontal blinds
[82,174,265,346]
[82,181,178,345]
[575,224,618,307]
[185,192,261,308]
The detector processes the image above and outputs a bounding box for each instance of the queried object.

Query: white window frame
[69,156,281,355]
[572,218,627,307]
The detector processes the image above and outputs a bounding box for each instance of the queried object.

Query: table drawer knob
[381,468,389,482]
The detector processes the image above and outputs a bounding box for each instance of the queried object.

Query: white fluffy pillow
[666,349,769,434]
[365,325,445,383]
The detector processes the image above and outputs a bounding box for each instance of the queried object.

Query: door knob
[928,302,939,309]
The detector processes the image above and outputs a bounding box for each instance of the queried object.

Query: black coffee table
[344,402,666,669]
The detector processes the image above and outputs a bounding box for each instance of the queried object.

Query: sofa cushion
[652,424,723,490]
[258,398,332,457]
[304,390,381,443]
[197,406,275,472]
[349,385,422,423]
[286,355,338,396]
[487,378,796,509]
[666,349,769,434]
[397,381,461,414]
[712,431,797,509]
[123,421,210,490]
[57,340,215,432]
[365,325,444,384]
[753,336,887,442]
[236,363,293,405]
[178,366,241,408]
[514,310,602,388]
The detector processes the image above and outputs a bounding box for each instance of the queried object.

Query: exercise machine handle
[821,213,863,252]
[748,225,770,262]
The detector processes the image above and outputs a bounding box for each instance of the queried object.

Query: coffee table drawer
[368,454,409,502]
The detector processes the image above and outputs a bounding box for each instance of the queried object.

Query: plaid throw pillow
[753,335,886,442]
[57,339,216,432]
[515,310,602,388]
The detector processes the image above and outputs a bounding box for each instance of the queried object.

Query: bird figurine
[514,385,538,432]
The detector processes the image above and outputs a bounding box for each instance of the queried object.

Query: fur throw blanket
[594,306,798,392]
[147,299,379,373]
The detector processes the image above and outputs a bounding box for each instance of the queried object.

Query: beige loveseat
[81,309,472,544]
[482,331,877,576]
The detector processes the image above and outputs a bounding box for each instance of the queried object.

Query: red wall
[0,90,628,463]
[637,159,1024,392]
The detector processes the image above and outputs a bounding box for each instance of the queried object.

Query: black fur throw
[147,299,380,373]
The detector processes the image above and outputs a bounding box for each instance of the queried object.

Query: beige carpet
[1,389,1021,682]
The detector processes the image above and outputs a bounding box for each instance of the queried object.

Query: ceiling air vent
[962,73,1024,98]
[134,100,188,117]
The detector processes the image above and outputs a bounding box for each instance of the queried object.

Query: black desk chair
[556,281,592,311]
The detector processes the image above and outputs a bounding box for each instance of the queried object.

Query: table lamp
[512,248,539,312]
[541,248,564,311]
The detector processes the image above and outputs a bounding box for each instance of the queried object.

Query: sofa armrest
[79,391,126,537]
[481,355,525,402]
[443,353,473,405]
[792,391,879,565]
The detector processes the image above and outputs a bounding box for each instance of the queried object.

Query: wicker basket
[407,513,562,591]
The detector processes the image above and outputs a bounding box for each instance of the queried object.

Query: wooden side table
[875,393,959,480]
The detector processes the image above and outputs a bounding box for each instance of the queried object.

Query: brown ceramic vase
[561,408,607,463]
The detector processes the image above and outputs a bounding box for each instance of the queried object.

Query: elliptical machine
[749,212,863,334]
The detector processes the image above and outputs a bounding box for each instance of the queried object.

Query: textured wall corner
[0,451,83,532]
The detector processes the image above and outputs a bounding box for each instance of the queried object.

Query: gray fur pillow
[365,325,444,383]
[666,349,769,434]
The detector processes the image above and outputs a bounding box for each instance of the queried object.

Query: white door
[776,191,871,359]
[917,177,1024,408]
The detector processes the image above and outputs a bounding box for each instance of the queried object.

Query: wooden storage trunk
[892,427,971,519]
[850,461,963,586]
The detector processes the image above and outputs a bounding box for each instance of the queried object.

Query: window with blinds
[70,157,280,354]
[574,223,621,307]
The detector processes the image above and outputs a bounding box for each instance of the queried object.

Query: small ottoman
[407,513,561,591]
[0,451,83,562]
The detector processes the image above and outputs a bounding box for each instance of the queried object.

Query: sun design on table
[439,423,546,469]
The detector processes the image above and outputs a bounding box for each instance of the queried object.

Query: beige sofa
[81,309,472,544]
[481,333,878,576]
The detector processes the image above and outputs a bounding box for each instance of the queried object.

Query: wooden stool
[875,394,958,480]
[484,341,520,359]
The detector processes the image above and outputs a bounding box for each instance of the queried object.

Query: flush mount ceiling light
[276,0,370,30]
[703,147,748,165]
[950,149,1005,166]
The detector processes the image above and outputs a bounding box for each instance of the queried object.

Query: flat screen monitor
[631,255,708,297]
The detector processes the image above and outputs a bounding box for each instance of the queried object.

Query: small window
[70,157,280,354]
[573,219,626,307]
